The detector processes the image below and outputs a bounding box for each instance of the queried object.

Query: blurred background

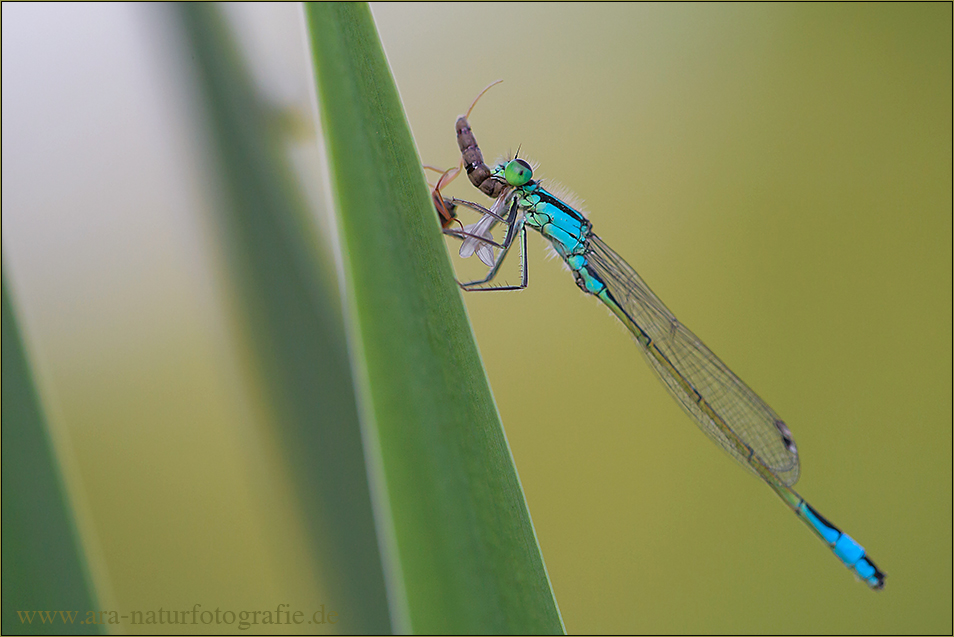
[2,3,950,634]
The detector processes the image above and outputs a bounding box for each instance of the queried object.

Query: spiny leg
[459,199,529,291]
[445,197,510,223]
[463,220,528,292]
[439,196,511,249]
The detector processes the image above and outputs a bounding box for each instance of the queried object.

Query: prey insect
[429,81,528,284]
[426,163,511,268]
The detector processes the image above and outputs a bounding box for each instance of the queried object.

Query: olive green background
[3,3,950,634]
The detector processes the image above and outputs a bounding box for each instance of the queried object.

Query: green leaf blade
[2,276,102,635]
[305,3,564,633]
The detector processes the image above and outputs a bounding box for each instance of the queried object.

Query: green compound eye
[504,159,533,186]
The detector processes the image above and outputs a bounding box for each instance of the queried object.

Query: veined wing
[586,234,800,486]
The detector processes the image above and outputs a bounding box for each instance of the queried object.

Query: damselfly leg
[457,196,528,291]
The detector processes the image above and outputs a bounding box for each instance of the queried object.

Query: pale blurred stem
[176,4,390,633]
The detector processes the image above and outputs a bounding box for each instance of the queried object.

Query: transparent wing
[459,193,510,267]
[587,234,800,485]
[459,214,497,266]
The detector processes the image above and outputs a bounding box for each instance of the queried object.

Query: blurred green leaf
[305,3,564,633]
[176,5,389,633]
[2,274,101,635]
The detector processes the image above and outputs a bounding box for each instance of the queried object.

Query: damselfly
[441,94,886,590]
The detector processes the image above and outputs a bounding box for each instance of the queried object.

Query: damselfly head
[503,158,533,187]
